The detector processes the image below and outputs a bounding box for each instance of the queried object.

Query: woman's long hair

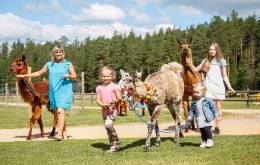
[202,43,224,72]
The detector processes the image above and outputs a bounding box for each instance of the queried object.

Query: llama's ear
[140,70,142,74]
[188,37,192,44]
[22,54,26,61]
[177,38,181,46]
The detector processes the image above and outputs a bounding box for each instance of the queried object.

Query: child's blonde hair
[99,66,116,80]
[193,83,207,96]
[52,44,65,62]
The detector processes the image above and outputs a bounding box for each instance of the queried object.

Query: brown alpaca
[177,37,202,132]
[11,55,58,140]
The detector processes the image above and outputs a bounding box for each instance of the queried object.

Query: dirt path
[0,109,260,142]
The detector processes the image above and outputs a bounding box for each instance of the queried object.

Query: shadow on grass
[91,137,185,152]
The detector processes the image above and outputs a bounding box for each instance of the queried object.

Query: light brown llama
[177,37,202,132]
[11,55,58,140]
[133,62,184,152]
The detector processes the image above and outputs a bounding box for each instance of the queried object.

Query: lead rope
[22,77,63,97]
[128,100,191,133]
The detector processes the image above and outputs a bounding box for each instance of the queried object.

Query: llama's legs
[27,104,43,140]
[37,116,44,138]
[183,95,195,132]
[154,120,161,147]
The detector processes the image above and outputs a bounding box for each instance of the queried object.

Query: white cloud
[0,13,153,44]
[155,0,260,17]
[159,10,172,22]
[179,5,204,17]
[0,13,42,41]
[129,8,152,25]
[63,2,125,23]
[24,0,61,12]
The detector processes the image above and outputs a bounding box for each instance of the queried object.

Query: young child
[17,45,77,140]
[188,83,220,148]
[96,66,122,152]
[136,98,146,116]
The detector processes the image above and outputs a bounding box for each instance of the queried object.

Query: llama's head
[11,55,28,75]
[177,37,193,67]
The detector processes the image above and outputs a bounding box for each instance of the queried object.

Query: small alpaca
[11,55,58,140]
[133,62,184,151]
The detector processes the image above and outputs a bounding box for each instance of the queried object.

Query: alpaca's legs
[144,121,154,152]
[154,120,161,147]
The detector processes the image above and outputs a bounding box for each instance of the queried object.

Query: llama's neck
[17,77,35,103]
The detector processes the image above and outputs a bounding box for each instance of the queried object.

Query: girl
[136,98,146,116]
[188,83,220,148]
[187,43,235,135]
[17,45,77,140]
[96,66,122,152]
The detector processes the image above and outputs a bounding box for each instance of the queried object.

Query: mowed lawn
[0,102,260,165]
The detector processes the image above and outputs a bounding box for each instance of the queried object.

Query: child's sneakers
[205,139,214,148]
[200,141,207,148]
[107,146,120,153]
[107,141,120,153]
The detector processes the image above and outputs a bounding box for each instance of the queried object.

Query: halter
[12,64,26,74]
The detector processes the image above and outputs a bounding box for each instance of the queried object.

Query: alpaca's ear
[120,69,126,79]
[22,54,26,61]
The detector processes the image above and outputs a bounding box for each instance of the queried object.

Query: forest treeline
[0,11,259,92]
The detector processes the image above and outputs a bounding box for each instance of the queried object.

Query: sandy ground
[0,109,260,142]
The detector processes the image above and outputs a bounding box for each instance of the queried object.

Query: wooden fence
[1,70,259,110]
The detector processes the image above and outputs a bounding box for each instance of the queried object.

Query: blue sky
[0,0,259,44]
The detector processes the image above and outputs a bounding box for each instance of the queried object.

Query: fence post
[5,83,8,109]
[246,89,250,108]
[81,72,84,111]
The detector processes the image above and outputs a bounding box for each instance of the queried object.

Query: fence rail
[1,90,260,110]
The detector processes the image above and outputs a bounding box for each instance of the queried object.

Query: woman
[17,45,77,140]
[187,43,235,135]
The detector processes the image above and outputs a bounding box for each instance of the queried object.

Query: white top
[196,97,215,128]
[201,58,227,100]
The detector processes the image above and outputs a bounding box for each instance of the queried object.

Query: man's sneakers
[213,127,220,135]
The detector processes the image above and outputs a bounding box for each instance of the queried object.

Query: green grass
[0,105,178,129]
[0,100,259,129]
[0,135,259,165]
[0,101,260,165]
